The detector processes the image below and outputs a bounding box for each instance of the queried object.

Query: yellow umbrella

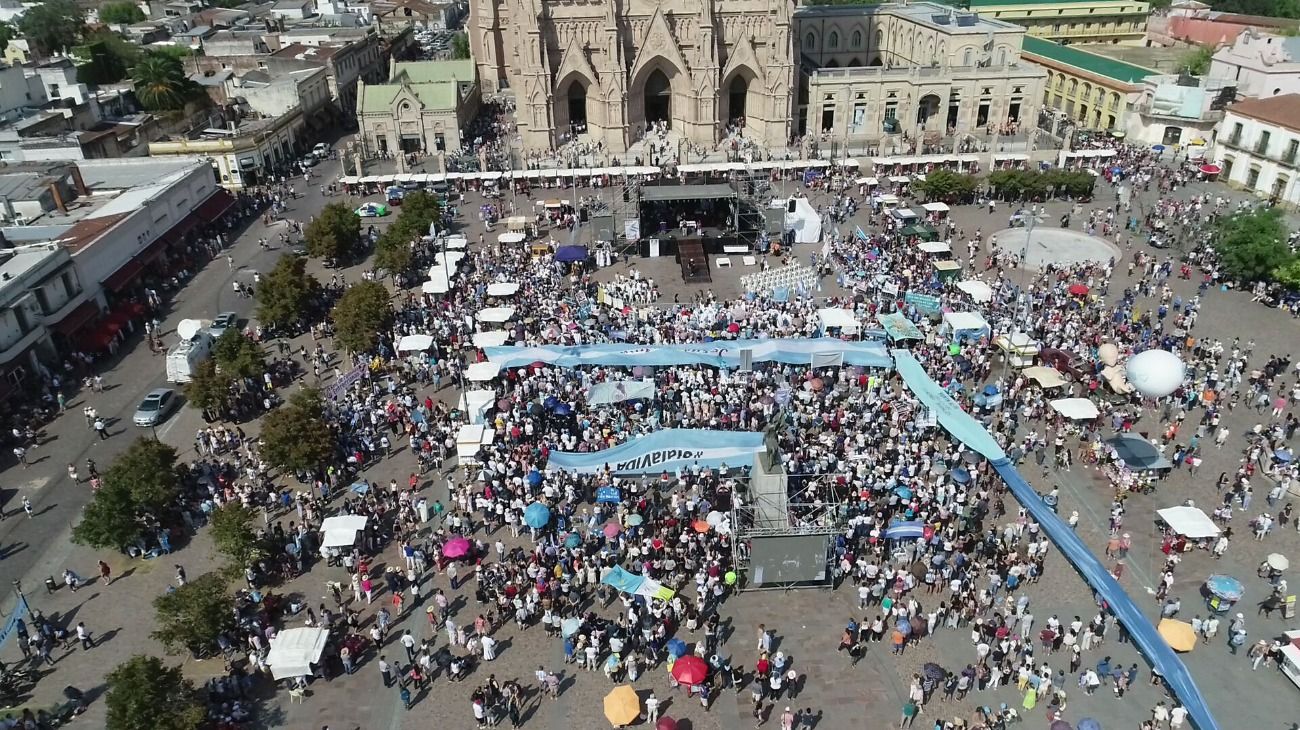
[1158,619,1196,652]
[603,685,641,727]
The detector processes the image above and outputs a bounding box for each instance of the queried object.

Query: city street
[0,155,1297,730]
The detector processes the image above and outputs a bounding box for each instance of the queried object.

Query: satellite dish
[177,319,202,341]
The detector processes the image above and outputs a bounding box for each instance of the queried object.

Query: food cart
[994,333,1039,368]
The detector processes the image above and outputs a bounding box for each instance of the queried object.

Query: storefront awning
[101,259,145,292]
[50,300,101,337]
[196,189,237,222]
[161,212,203,246]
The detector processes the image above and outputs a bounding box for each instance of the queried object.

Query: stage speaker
[579,208,589,223]
[787,199,797,213]
[764,209,784,234]
[591,214,614,242]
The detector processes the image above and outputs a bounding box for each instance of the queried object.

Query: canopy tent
[1156,506,1221,539]
[941,311,990,341]
[856,177,879,185]
[1023,366,1068,389]
[465,361,501,382]
[397,334,433,352]
[921,202,950,213]
[320,515,368,548]
[955,280,994,303]
[816,307,860,334]
[422,277,451,295]
[486,282,520,297]
[472,331,511,348]
[917,241,951,254]
[455,423,495,459]
[1050,397,1100,420]
[498,232,526,245]
[476,307,516,323]
[459,389,496,425]
[876,312,923,341]
[1106,433,1173,471]
[265,627,330,680]
[433,251,465,269]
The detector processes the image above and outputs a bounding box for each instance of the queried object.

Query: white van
[166,320,213,384]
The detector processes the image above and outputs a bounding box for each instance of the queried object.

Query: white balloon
[1098,343,1119,367]
[1125,349,1186,398]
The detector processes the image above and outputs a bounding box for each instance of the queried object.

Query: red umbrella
[1199,163,1221,176]
[727,322,740,334]
[656,718,678,730]
[692,520,711,533]
[671,655,709,685]
[1068,283,1089,296]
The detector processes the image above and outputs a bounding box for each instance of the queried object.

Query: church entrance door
[644,69,672,128]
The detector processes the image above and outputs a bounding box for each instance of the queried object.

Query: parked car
[209,312,238,338]
[313,142,331,158]
[385,186,406,204]
[355,203,389,217]
[133,388,179,427]
[1039,347,1090,382]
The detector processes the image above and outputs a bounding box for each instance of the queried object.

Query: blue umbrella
[1275,448,1294,463]
[625,514,644,526]
[951,467,971,484]
[561,617,581,638]
[894,486,914,500]
[543,395,560,410]
[982,384,1000,396]
[1152,144,1165,152]
[554,403,573,416]
[1205,574,1244,601]
[524,502,551,529]
[1077,719,1101,730]
[885,521,925,540]
[595,486,621,503]
[350,482,370,494]
[666,638,687,657]
[564,533,583,549]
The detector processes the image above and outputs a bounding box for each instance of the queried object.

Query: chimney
[1,196,14,221]
[48,182,67,214]
[69,164,88,196]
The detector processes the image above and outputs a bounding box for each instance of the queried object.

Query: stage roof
[640,183,736,202]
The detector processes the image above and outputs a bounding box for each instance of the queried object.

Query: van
[166,323,213,383]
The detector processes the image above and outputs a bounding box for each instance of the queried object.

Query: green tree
[0,21,15,55]
[256,255,322,331]
[132,52,196,111]
[259,388,335,474]
[305,202,362,261]
[211,329,265,381]
[331,280,393,353]
[71,479,145,550]
[399,190,442,232]
[451,32,470,59]
[184,358,233,416]
[987,169,1025,200]
[1274,257,1300,289]
[100,1,146,24]
[374,230,414,275]
[20,0,86,56]
[77,39,129,85]
[209,503,266,573]
[1181,46,1214,75]
[151,572,236,657]
[105,655,206,730]
[913,169,978,202]
[1212,208,1295,282]
[105,437,182,516]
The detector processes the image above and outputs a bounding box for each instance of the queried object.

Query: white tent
[1050,397,1100,420]
[320,514,368,548]
[1156,506,1221,538]
[472,330,510,348]
[422,277,451,295]
[397,334,433,352]
[498,232,526,245]
[477,307,516,323]
[956,280,994,303]
[784,197,822,244]
[465,361,500,381]
[459,389,496,425]
[817,308,860,334]
[487,282,520,297]
[428,262,459,280]
[434,252,465,269]
[922,202,950,213]
[917,241,951,254]
[1023,366,1068,389]
[855,177,879,186]
[266,627,329,680]
[942,311,990,336]
[455,423,495,459]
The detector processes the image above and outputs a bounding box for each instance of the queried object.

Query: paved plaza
[0,142,1297,730]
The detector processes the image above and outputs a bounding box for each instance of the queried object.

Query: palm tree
[132,54,189,110]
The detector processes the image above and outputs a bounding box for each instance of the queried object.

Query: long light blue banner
[891,349,1219,730]
[484,338,893,370]
[547,429,765,475]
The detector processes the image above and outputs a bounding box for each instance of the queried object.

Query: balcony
[1132,102,1224,124]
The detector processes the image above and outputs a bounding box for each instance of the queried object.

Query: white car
[313,142,331,158]
[355,203,389,217]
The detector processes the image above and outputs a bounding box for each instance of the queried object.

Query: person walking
[75,622,94,650]
[93,418,107,440]
[98,560,112,585]
[379,656,393,687]
[22,496,33,519]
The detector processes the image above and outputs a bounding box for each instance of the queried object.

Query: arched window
[852,30,862,48]
[805,32,816,50]
[963,47,972,66]
[829,31,839,50]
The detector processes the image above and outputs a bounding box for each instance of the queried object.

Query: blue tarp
[548,429,765,475]
[484,337,893,371]
[878,312,923,341]
[891,349,1220,730]
[556,245,588,262]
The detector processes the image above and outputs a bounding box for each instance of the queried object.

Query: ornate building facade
[469,0,797,153]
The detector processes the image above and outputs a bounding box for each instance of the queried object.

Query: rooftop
[273,42,342,61]
[958,0,1146,6]
[1227,94,1300,134]
[796,1,1021,33]
[359,81,458,114]
[1021,36,1156,84]
[390,59,476,84]
[0,247,63,292]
